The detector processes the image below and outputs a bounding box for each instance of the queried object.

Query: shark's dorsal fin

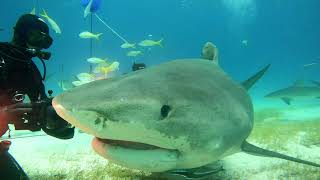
[241,141,320,167]
[241,64,270,90]
[312,80,320,86]
[293,80,305,87]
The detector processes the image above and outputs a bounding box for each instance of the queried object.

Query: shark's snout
[52,97,70,123]
[52,97,97,136]
[53,95,181,172]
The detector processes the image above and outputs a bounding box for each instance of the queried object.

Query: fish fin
[157,38,164,48]
[95,33,103,40]
[30,7,36,15]
[311,80,320,86]
[241,64,271,90]
[281,97,292,105]
[40,9,49,18]
[241,141,320,168]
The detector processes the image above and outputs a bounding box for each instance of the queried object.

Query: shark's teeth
[97,138,165,150]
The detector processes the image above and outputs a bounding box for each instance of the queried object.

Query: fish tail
[40,9,49,18]
[157,38,164,48]
[95,33,103,40]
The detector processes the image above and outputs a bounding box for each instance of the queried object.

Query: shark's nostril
[160,105,171,119]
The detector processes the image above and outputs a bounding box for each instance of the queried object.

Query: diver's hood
[12,14,53,49]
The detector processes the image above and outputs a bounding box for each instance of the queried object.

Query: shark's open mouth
[96,138,165,150]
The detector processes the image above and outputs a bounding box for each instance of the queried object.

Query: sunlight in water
[180,0,193,9]
[222,0,256,19]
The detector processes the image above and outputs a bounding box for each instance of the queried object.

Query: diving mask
[26,29,53,49]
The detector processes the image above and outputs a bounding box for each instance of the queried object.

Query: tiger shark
[265,81,320,105]
[52,59,320,176]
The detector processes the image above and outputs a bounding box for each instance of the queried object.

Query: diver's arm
[26,63,75,139]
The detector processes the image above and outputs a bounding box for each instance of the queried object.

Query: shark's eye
[160,105,171,119]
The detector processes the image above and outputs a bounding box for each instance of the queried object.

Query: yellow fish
[127,51,143,57]
[138,38,163,47]
[94,62,120,75]
[76,73,95,82]
[87,57,107,64]
[79,31,103,40]
[120,42,136,49]
[40,9,61,34]
[84,0,93,18]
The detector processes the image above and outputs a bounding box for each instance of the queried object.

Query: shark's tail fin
[95,33,103,40]
[241,141,320,168]
[311,80,320,86]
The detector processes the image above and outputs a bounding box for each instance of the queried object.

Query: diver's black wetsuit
[0,42,45,180]
[0,42,47,132]
[0,42,46,99]
[0,13,74,180]
[0,42,74,179]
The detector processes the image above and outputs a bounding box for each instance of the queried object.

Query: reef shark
[52,59,320,177]
[265,81,320,105]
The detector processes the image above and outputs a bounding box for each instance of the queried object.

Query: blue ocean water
[1,1,320,179]
[0,0,319,100]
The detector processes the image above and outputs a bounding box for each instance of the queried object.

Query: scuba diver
[0,14,75,179]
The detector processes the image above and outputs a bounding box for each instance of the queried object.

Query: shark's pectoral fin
[163,164,224,179]
[281,97,292,105]
[241,141,320,168]
[241,64,271,90]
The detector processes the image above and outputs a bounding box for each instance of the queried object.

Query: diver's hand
[0,103,33,123]
[0,103,33,136]
[1,103,33,115]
